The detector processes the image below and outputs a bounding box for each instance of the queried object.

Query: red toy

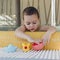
[32,41,44,51]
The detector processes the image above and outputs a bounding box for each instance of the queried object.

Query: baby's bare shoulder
[40,25,50,31]
[16,25,26,32]
[40,25,56,31]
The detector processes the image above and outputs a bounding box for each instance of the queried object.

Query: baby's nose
[30,24,34,27]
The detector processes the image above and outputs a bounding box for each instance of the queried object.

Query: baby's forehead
[24,14,39,19]
[24,20,38,23]
[24,14,38,17]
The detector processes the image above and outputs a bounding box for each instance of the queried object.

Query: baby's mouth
[31,28,34,30]
[30,28,35,31]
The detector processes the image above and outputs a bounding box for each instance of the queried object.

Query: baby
[15,7,56,45]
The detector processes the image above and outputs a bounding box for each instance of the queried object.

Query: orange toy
[32,42,44,51]
[22,42,31,52]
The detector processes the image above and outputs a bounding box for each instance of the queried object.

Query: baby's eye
[33,22,36,24]
[27,23,30,25]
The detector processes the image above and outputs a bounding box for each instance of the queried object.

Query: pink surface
[32,42,44,51]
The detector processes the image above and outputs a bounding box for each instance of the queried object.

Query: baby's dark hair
[23,7,39,19]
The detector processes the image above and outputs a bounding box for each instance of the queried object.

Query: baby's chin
[30,29,36,32]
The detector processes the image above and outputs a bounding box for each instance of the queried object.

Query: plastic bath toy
[4,44,17,53]
[32,42,44,51]
[22,42,31,52]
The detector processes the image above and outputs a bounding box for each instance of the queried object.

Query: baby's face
[24,14,40,32]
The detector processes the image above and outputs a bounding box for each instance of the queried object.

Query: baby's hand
[27,37,35,42]
[34,40,39,44]
[48,27,56,34]
[34,39,42,44]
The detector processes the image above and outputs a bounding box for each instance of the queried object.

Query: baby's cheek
[35,26,38,29]
[26,26,30,29]
[27,26,30,29]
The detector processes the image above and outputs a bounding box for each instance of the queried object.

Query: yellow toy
[22,42,31,52]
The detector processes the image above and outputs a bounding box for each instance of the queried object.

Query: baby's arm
[15,26,34,42]
[40,26,56,45]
